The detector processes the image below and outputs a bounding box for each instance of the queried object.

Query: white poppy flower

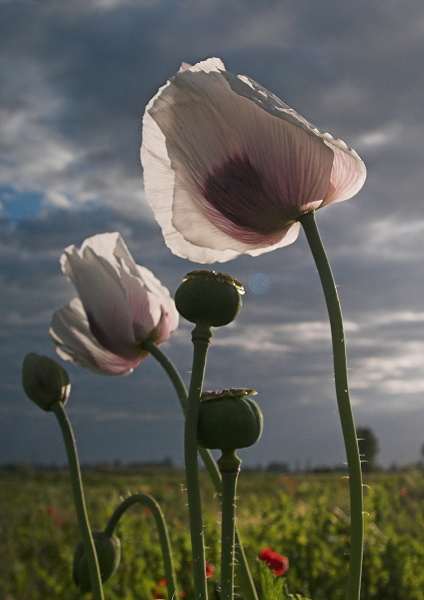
[50,232,179,376]
[141,58,366,263]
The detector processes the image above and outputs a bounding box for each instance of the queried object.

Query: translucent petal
[142,71,329,260]
[62,245,137,355]
[323,139,367,205]
[135,266,180,337]
[117,261,160,339]
[50,299,145,376]
[141,59,367,263]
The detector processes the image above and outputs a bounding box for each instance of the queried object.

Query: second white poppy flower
[50,232,179,375]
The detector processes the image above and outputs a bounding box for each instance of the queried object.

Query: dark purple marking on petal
[85,310,138,359]
[201,154,295,236]
[86,310,112,351]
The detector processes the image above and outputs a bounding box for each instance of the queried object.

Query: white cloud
[379,378,424,395]
[321,82,370,113]
[2,0,424,468]
[350,341,424,394]
[368,219,424,259]
[355,122,404,149]
[220,5,296,51]
[371,311,424,326]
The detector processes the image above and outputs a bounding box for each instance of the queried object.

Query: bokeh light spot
[248,272,270,295]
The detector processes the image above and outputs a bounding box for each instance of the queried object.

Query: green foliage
[1,468,424,599]
[257,561,311,600]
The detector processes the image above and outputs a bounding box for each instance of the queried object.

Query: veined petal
[142,103,248,263]
[181,57,226,73]
[149,306,177,345]
[62,245,137,355]
[62,232,139,279]
[141,58,366,263]
[117,261,161,339]
[135,265,180,335]
[323,137,367,205]
[143,72,328,261]
[51,232,178,376]
[50,298,147,376]
[224,70,366,206]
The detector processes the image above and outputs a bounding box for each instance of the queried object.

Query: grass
[1,466,423,600]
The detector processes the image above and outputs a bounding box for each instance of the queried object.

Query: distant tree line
[4,429,424,473]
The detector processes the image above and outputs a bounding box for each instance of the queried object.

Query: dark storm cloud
[1,0,424,468]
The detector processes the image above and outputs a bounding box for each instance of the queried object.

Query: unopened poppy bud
[72,531,121,593]
[197,389,263,451]
[22,353,71,411]
[175,270,244,327]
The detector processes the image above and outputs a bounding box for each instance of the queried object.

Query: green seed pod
[72,530,121,593]
[22,353,71,411]
[175,270,244,327]
[197,389,263,451]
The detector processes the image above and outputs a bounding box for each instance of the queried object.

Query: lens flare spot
[248,272,270,295]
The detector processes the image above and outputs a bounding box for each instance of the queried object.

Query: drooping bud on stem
[73,530,121,593]
[22,353,71,411]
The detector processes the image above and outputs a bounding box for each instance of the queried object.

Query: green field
[1,466,423,600]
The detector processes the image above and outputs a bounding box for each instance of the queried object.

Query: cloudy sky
[1,0,424,470]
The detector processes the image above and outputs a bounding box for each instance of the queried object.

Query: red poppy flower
[259,547,289,576]
[205,561,215,578]
[189,561,215,578]
[153,578,167,599]
[153,578,186,598]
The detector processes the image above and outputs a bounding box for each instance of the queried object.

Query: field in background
[1,467,424,600]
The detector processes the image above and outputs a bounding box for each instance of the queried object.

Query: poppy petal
[141,58,366,263]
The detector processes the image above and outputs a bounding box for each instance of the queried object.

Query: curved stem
[142,341,259,600]
[104,493,178,600]
[52,401,104,600]
[142,341,223,489]
[142,340,188,413]
[218,451,241,600]
[299,211,363,600]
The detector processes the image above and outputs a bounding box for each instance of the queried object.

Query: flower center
[202,154,289,235]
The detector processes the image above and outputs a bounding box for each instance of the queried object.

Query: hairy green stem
[186,323,213,600]
[52,401,104,600]
[299,211,363,600]
[104,493,178,600]
[142,340,188,413]
[142,340,259,600]
[218,451,242,600]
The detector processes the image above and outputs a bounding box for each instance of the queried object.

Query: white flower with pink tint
[50,232,179,376]
[141,58,366,263]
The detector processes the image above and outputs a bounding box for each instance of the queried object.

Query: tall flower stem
[186,323,213,600]
[299,210,363,600]
[51,401,104,600]
[142,340,188,413]
[218,451,242,600]
[103,493,178,600]
[142,340,259,600]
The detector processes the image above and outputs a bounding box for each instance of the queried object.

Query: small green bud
[72,530,121,593]
[175,270,244,327]
[197,389,263,451]
[22,353,71,411]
